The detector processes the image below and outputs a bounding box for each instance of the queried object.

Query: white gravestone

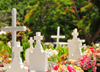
[1,8,26,60]
[51,26,65,47]
[25,37,34,66]
[6,42,26,72]
[29,32,47,72]
[68,28,85,60]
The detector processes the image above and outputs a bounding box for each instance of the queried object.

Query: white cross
[28,37,34,48]
[51,26,65,46]
[34,32,43,52]
[2,8,26,47]
[72,28,79,39]
[13,42,23,58]
[34,32,43,43]
[1,8,26,60]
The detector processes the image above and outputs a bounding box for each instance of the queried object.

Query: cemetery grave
[51,26,65,48]
[0,8,100,72]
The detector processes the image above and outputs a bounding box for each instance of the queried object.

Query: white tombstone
[6,42,26,72]
[51,26,65,47]
[29,32,47,72]
[68,28,85,60]
[1,8,26,60]
[25,37,34,65]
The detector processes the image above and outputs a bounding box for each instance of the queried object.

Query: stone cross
[13,42,23,64]
[1,8,26,60]
[28,37,34,48]
[6,42,25,72]
[29,32,47,72]
[51,26,65,47]
[34,32,43,43]
[34,32,43,52]
[68,28,85,60]
[72,28,78,39]
[25,37,34,65]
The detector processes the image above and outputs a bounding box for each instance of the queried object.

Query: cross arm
[12,46,23,52]
[34,36,43,40]
[51,35,57,38]
[14,26,26,31]
[2,26,26,31]
[2,26,12,31]
[51,35,65,38]
[59,36,65,38]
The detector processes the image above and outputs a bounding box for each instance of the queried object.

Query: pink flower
[87,66,89,68]
[82,54,88,59]
[53,65,59,70]
[78,53,97,71]
[94,51,99,53]
[91,49,94,52]
[93,66,97,72]
[67,65,76,72]
[89,47,94,49]
[61,69,64,72]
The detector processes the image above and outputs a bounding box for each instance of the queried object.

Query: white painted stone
[6,42,26,72]
[51,26,65,47]
[68,28,85,60]
[1,8,26,60]
[29,32,47,72]
[25,37,34,65]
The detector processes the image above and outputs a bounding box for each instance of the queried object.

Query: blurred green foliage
[23,0,79,42]
[0,41,12,58]
[77,0,100,36]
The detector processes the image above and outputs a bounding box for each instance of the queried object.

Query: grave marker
[1,8,26,60]
[51,26,65,47]
[6,42,25,72]
[25,37,34,65]
[68,28,85,60]
[29,32,47,72]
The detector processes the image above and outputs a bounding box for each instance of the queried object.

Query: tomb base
[6,62,28,72]
[6,66,27,72]
[30,70,46,72]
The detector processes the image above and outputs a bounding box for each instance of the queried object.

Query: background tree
[77,0,100,45]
